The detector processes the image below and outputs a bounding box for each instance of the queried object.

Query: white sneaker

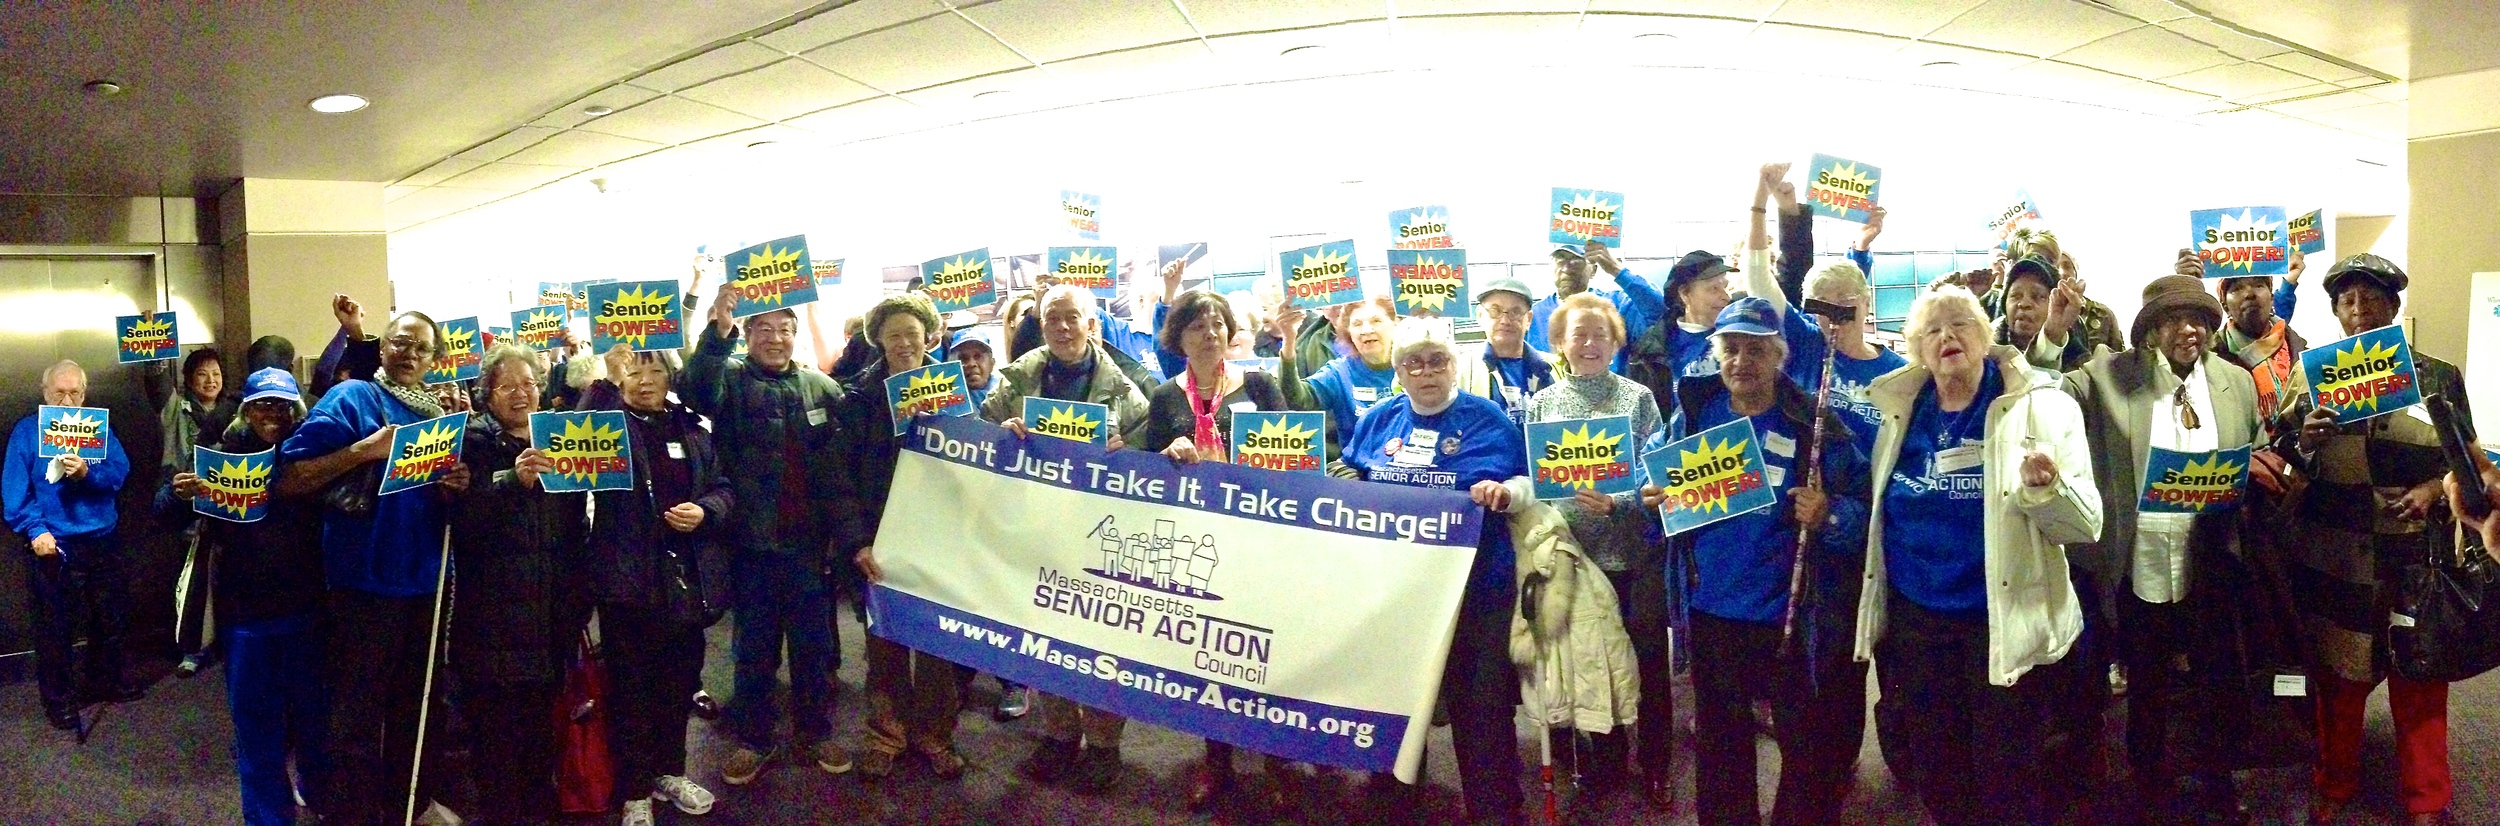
[653,775,716,815]
[621,798,655,826]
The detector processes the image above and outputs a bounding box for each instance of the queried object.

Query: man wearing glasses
[2056,275,2275,823]
[682,285,857,787]
[277,310,475,825]
[1462,277,1556,427]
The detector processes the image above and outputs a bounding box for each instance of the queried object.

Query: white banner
[868,415,1486,780]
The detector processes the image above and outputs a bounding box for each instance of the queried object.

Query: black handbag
[320,460,384,517]
[2390,528,2500,682]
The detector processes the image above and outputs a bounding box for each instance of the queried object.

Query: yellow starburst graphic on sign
[897,371,959,416]
[1814,161,1877,194]
[409,420,460,455]
[127,315,174,340]
[1056,248,1113,278]
[52,409,101,432]
[1292,248,1351,282]
[2204,209,2281,274]
[931,256,987,290]
[733,244,805,305]
[1397,255,1464,313]
[1033,405,1103,443]
[1539,424,1625,491]
[519,308,563,332]
[2322,339,2403,414]
[206,457,269,519]
[550,417,623,484]
[1556,192,1619,242]
[1674,436,1750,513]
[599,285,676,348]
[1238,416,1318,458]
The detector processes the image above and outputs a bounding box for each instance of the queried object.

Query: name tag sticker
[1352,385,1380,404]
[1394,427,1441,467]
[2272,674,2307,697]
[806,408,828,426]
[1229,401,1258,413]
[1766,464,1787,489]
[2391,612,2417,628]
[1764,431,1797,458]
[667,442,686,459]
[1935,445,1984,476]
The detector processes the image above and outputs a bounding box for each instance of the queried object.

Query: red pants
[2314,672,2450,814]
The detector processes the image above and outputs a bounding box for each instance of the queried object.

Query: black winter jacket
[449,414,590,685]
[680,323,852,558]
[172,422,326,626]
[578,381,734,622]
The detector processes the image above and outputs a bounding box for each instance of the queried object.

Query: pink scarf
[1185,361,1227,462]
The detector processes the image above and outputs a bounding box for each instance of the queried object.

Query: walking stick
[405,526,453,826]
[1780,300,1854,657]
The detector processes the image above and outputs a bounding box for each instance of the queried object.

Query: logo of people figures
[1082,514,1223,601]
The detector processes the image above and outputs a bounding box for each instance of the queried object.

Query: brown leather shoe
[1186,760,1232,811]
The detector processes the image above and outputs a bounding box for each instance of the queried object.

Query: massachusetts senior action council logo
[1083,515,1221,600]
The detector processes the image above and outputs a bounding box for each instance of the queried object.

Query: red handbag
[555,631,616,814]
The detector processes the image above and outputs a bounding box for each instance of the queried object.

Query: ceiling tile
[383,187,511,231]
[1765,0,1981,39]
[384,185,423,203]
[498,129,669,168]
[1203,21,1391,81]
[2076,0,2194,23]
[2102,81,2225,117]
[396,157,487,188]
[1576,13,1758,46]
[677,58,884,122]
[2258,88,2386,116]
[453,126,561,163]
[782,96,941,144]
[1924,0,2138,58]
[2158,18,2292,61]
[1393,13,1579,66]
[2258,51,2370,85]
[1735,24,1905,74]
[756,0,950,53]
[1399,0,1580,13]
[959,0,1199,64]
[2359,81,2407,103]
[677,124,826,155]
[1988,59,2137,100]
[1038,40,1230,101]
[1888,40,2036,77]
[2301,102,2405,140]
[572,95,771,146]
[2051,25,2231,81]
[531,84,665,130]
[1181,0,1387,36]
[628,42,791,93]
[1585,0,1780,18]
[2158,61,2313,101]
[802,12,1034,93]
[434,161,588,192]
[587,147,723,187]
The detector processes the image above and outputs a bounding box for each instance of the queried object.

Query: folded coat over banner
[866,414,1485,781]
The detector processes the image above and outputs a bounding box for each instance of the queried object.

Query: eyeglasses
[492,379,543,397]
[1398,352,1453,374]
[384,336,435,357]
[1479,304,1530,321]
[2173,383,2202,430]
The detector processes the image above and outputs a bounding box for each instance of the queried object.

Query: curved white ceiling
[381,0,2414,232]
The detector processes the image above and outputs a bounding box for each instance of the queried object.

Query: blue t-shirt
[1685,395,1806,624]
[1482,347,1554,428]
[1343,394,1525,608]
[279,380,454,598]
[1827,347,1908,458]
[1307,355,1399,448]
[1668,323,1718,380]
[1881,361,2002,617]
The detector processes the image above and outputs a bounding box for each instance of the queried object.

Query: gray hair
[1804,261,1870,305]
[1904,287,1994,371]
[39,359,85,393]
[478,343,543,391]
[1038,284,1101,317]
[1389,316,1456,365]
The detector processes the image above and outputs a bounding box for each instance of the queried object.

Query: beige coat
[1508,501,1640,733]
[1853,346,2104,686]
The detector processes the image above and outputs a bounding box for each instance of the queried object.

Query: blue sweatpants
[226,612,331,826]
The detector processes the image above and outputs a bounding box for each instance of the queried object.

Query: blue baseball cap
[241,367,301,404]
[1712,296,1782,338]
[947,326,999,356]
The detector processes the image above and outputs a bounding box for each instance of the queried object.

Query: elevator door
[0,256,167,673]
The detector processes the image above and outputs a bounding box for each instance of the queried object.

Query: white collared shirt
[2132,353,2216,604]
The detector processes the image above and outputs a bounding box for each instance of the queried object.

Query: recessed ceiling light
[2356,157,2388,167]
[1632,33,1678,41]
[82,80,127,98]
[582,105,615,117]
[1920,61,1961,70]
[747,140,781,149]
[308,94,369,114]
[1280,45,1326,58]
[972,90,1012,100]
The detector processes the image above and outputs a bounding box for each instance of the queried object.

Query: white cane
[404,526,452,826]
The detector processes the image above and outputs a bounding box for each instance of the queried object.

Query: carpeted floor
[6,610,2496,825]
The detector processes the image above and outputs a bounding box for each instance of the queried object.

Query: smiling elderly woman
[1853,286,2101,826]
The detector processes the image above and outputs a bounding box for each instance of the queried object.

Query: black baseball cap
[1665,250,1737,292]
[2004,255,2059,290]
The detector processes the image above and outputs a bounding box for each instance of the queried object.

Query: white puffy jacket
[1508,501,1640,733]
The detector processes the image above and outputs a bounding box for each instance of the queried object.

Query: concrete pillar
[215,179,391,370]
[2403,68,2500,368]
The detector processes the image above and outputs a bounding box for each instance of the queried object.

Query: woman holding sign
[2058,276,2297,823]
[1642,297,1872,826]
[1277,296,1400,465]
[276,309,472,825]
[1340,319,1531,826]
[577,343,732,825]
[1527,293,1670,810]
[2271,255,2473,826]
[840,294,977,780]
[1852,287,2101,826]
[1137,289,1299,812]
[448,343,590,823]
